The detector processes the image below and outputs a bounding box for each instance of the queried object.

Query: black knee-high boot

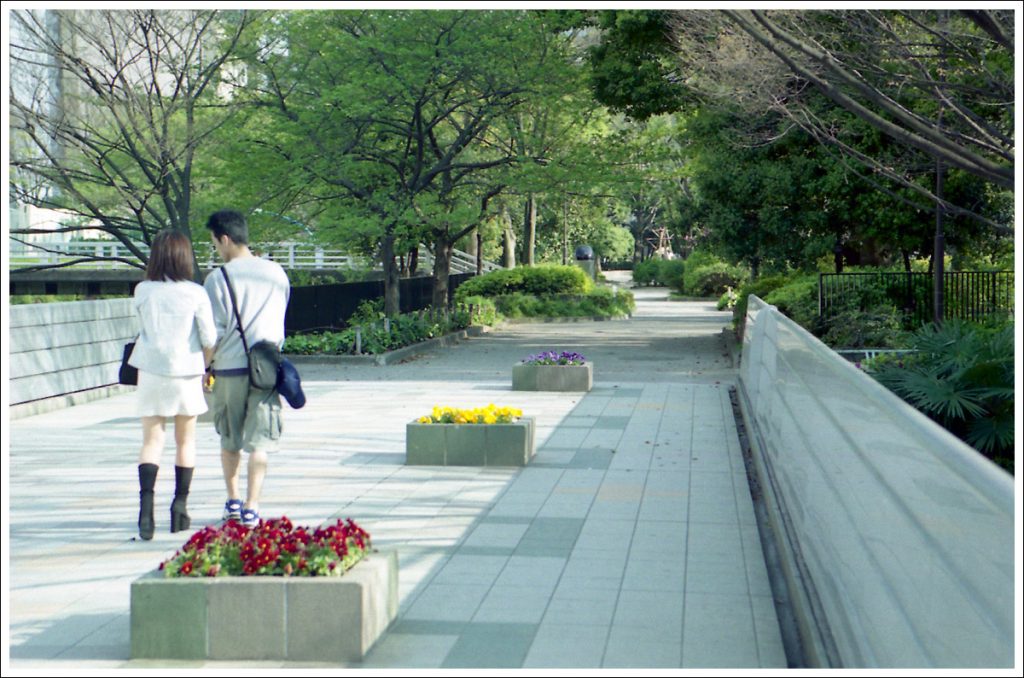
[170,466,193,533]
[138,463,159,540]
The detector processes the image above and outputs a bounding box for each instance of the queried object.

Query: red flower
[180,561,193,575]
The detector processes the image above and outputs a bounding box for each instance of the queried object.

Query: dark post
[933,10,947,326]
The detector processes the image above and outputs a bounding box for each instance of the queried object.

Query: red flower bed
[160,516,371,577]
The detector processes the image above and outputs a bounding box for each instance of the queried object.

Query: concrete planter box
[512,363,592,392]
[406,417,536,466]
[130,549,398,662]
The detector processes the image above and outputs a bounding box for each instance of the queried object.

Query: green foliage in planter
[284,331,357,355]
[282,301,494,355]
[454,265,592,300]
[454,295,499,326]
[869,320,1014,472]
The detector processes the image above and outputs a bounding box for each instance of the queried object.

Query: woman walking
[127,230,217,540]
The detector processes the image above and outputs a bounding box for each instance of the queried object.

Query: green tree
[237,10,566,316]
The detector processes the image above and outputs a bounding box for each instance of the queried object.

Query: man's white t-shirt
[203,256,290,373]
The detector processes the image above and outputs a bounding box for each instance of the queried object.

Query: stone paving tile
[402,583,492,622]
[472,586,552,624]
[523,623,610,668]
[604,627,683,668]
[682,592,760,668]
[359,632,460,669]
[540,592,618,627]
[441,622,537,668]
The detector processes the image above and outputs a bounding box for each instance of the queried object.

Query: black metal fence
[818,271,1014,327]
[285,273,474,334]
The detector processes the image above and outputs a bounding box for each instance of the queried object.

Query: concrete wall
[9,298,138,408]
[737,296,1014,668]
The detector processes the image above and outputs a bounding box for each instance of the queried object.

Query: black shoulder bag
[221,267,282,390]
[118,337,139,385]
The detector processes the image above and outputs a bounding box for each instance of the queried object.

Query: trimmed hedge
[494,288,635,319]
[454,265,592,300]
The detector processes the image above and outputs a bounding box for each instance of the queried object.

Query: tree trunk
[476,231,483,275]
[408,246,419,277]
[502,208,516,268]
[382,232,401,317]
[432,240,453,309]
[523,194,536,266]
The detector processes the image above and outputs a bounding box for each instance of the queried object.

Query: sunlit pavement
[7,273,785,669]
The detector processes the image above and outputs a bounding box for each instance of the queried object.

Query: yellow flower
[419,404,523,425]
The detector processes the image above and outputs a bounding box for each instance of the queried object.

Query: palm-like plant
[870,320,1014,471]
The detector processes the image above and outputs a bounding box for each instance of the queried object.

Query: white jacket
[129,280,217,377]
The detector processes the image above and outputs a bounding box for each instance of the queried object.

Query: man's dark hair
[206,210,249,245]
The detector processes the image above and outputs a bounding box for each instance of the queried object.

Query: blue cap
[276,358,306,409]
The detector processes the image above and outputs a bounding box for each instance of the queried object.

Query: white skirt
[136,371,208,417]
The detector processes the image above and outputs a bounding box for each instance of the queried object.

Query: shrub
[657,260,687,291]
[632,259,659,286]
[454,265,591,300]
[820,305,908,349]
[493,288,634,319]
[681,249,724,292]
[870,320,1014,472]
[688,262,748,298]
[633,259,687,289]
[762,275,819,328]
[732,274,791,329]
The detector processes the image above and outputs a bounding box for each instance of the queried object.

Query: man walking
[203,210,290,527]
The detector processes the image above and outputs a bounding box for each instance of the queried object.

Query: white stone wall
[738,295,1014,668]
[9,298,137,405]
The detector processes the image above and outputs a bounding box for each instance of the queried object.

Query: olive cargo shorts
[211,374,283,453]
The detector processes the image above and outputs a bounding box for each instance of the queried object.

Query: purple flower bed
[521,351,586,366]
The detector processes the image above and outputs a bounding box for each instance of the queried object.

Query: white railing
[418,247,502,275]
[10,239,500,273]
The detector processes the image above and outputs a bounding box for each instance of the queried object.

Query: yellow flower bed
[417,404,523,425]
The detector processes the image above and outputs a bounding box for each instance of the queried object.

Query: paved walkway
[5,275,786,670]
